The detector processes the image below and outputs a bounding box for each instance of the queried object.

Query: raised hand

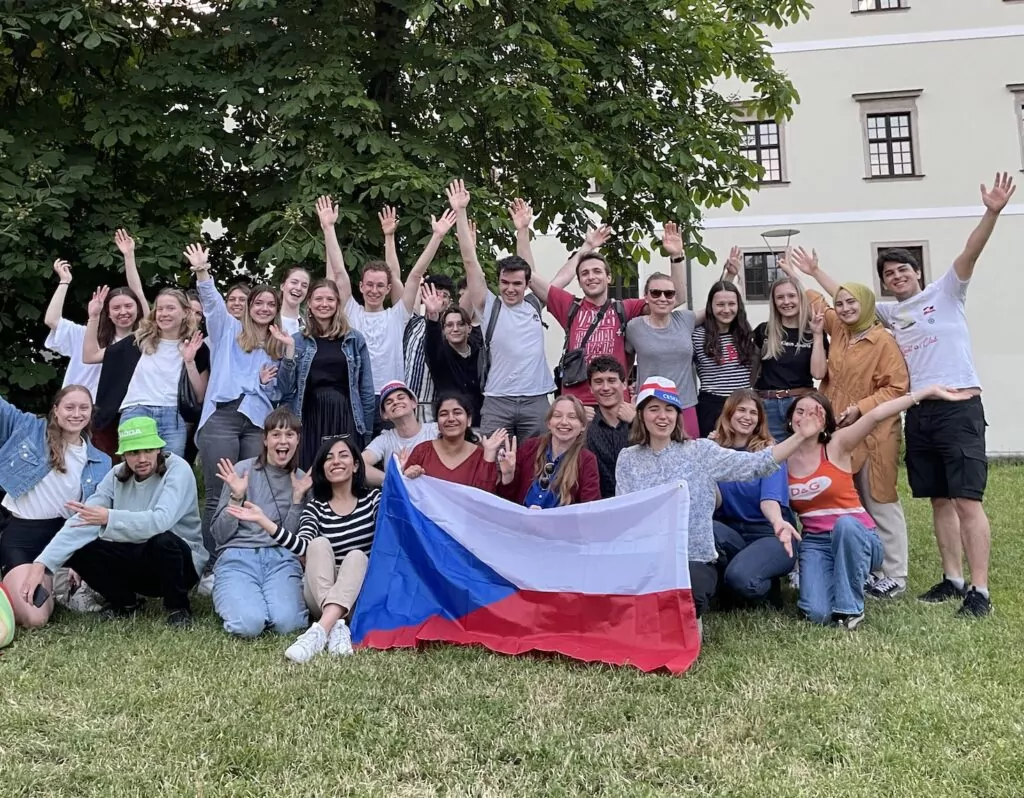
[793,404,825,441]
[981,172,1016,214]
[446,179,471,211]
[88,286,110,319]
[315,195,338,228]
[181,332,205,363]
[723,246,742,278]
[216,458,249,499]
[584,224,612,252]
[481,428,508,461]
[259,364,278,385]
[114,228,135,256]
[268,324,293,348]
[53,259,72,284]
[789,247,819,277]
[810,310,825,335]
[508,198,532,231]
[183,243,209,272]
[225,500,268,524]
[774,522,802,558]
[496,434,517,482]
[291,471,313,502]
[379,206,399,236]
[431,208,458,237]
[660,222,684,259]
[421,282,446,318]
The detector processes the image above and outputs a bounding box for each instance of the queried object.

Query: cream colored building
[528,0,1024,455]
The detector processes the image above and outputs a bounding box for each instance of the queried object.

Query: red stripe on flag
[357,588,700,674]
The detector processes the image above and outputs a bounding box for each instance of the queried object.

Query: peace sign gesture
[810,311,825,336]
[496,434,517,483]
[723,246,742,278]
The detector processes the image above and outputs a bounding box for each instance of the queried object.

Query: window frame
[852,0,909,11]
[871,240,931,298]
[739,118,789,185]
[609,272,639,301]
[739,249,783,303]
[1008,83,1024,170]
[853,89,924,180]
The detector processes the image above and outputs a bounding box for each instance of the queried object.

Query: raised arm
[378,206,405,304]
[693,246,742,326]
[401,209,457,313]
[508,198,535,269]
[115,229,150,316]
[446,179,486,312]
[82,286,110,364]
[833,385,960,455]
[809,311,827,381]
[316,196,352,306]
[660,222,688,308]
[44,259,73,331]
[953,173,1016,281]
[790,247,841,297]
[530,224,612,304]
[184,243,233,345]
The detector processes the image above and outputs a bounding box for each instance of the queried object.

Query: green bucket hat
[0,583,15,649]
[116,416,167,455]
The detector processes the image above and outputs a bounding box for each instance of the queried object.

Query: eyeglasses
[321,434,351,443]
[648,289,677,300]
[538,461,556,491]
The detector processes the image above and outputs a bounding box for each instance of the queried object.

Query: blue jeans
[714,520,796,603]
[120,405,187,459]
[212,546,307,638]
[762,397,795,442]
[797,517,883,624]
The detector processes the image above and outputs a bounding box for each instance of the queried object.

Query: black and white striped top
[691,326,753,397]
[271,490,381,563]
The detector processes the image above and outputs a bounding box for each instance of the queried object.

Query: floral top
[615,439,779,563]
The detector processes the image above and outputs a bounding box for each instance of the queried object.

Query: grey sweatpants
[480,394,551,440]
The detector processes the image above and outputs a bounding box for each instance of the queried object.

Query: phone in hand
[32,584,51,608]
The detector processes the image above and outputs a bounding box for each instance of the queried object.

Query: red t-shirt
[546,286,646,405]
[406,440,496,493]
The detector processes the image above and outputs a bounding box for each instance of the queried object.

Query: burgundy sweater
[497,436,602,507]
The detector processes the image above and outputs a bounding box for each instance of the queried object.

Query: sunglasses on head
[648,288,676,300]
[538,461,556,491]
[321,434,352,443]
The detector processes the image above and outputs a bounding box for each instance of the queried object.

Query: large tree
[1,0,808,406]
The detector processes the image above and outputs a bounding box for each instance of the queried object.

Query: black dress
[301,337,356,470]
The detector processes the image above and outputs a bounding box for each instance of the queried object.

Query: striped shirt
[272,490,381,563]
[691,326,753,397]
[403,315,435,422]
[788,449,875,534]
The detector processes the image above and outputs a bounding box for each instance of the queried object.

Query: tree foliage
[1,0,808,407]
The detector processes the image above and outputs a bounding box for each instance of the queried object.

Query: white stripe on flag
[399,476,691,596]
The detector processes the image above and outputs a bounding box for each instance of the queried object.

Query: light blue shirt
[196,279,276,430]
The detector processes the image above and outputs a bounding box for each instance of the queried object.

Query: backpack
[554,298,627,389]
[477,293,546,389]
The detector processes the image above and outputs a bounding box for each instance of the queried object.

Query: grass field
[3,465,1023,797]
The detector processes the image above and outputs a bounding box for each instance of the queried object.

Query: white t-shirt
[875,266,981,390]
[346,297,411,393]
[45,319,101,399]
[281,315,302,336]
[2,441,86,519]
[365,422,439,466]
[121,339,183,409]
[481,291,554,397]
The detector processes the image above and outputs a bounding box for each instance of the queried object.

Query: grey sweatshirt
[209,458,307,554]
[37,454,208,577]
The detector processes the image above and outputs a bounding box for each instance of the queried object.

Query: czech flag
[351,459,699,674]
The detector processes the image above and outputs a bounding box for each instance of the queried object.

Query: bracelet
[670,256,685,264]
[58,281,71,286]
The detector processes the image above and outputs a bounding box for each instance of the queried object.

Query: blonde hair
[303,279,351,340]
[237,285,287,359]
[762,276,811,360]
[532,396,588,507]
[712,389,774,451]
[134,288,198,355]
[47,385,92,473]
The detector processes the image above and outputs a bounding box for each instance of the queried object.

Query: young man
[316,197,455,431]
[447,180,554,438]
[584,356,636,499]
[790,172,1016,617]
[362,380,439,486]
[20,417,207,627]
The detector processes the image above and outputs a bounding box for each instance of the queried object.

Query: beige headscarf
[835,282,877,336]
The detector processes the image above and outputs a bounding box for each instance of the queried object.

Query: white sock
[945,575,965,590]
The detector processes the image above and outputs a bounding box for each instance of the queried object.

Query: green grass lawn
[3,465,1023,797]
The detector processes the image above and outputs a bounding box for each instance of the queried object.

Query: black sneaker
[955,589,992,618]
[100,599,144,620]
[166,609,194,628]
[867,577,906,600]
[918,578,967,603]
[833,612,865,631]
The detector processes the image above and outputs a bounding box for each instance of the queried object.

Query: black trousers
[68,532,199,612]
[689,561,719,619]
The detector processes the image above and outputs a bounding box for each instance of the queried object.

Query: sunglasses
[321,434,352,443]
[538,461,556,491]
[648,289,676,300]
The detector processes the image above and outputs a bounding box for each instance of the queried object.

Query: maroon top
[406,440,496,493]
[497,435,602,506]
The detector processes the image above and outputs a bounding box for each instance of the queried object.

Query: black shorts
[905,396,987,501]
[0,515,65,576]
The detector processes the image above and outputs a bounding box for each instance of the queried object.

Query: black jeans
[689,561,719,619]
[68,532,199,612]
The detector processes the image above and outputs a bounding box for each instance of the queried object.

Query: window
[1009,83,1024,169]
[741,250,782,302]
[871,241,930,297]
[853,89,923,179]
[609,272,639,300]
[740,120,787,183]
[854,0,908,10]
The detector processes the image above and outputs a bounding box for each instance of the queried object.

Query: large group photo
[3,1,1024,796]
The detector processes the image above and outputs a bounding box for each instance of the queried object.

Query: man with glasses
[361,381,438,487]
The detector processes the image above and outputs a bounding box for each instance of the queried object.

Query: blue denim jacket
[0,397,111,501]
[274,330,376,439]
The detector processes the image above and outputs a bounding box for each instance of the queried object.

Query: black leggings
[0,516,64,577]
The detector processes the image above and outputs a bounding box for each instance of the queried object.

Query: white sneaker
[67,584,106,613]
[197,572,215,597]
[285,623,327,663]
[788,570,800,591]
[327,619,354,656]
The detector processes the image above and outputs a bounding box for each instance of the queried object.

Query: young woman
[279,266,311,335]
[184,243,286,557]
[692,282,757,437]
[495,395,601,508]
[0,386,110,629]
[785,386,961,628]
[626,272,701,438]
[229,436,379,663]
[225,283,251,322]
[210,408,310,638]
[615,377,818,624]
[753,276,827,441]
[796,273,912,600]
[402,393,502,489]
[274,278,375,469]
[86,287,210,459]
[711,390,799,608]
[422,284,483,426]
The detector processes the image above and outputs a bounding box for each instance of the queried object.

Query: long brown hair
[47,385,93,473]
[237,284,287,359]
[701,281,756,366]
[713,389,774,451]
[303,279,351,340]
[133,288,199,355]
[531,396,588,506]
[97,287,144,348]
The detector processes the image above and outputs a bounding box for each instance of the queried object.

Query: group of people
[0,171,1014,662]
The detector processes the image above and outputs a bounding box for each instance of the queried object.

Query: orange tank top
[788,447,875,534]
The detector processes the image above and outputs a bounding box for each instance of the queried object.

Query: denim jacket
[273,330,375,439]
[0,396,111,501]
